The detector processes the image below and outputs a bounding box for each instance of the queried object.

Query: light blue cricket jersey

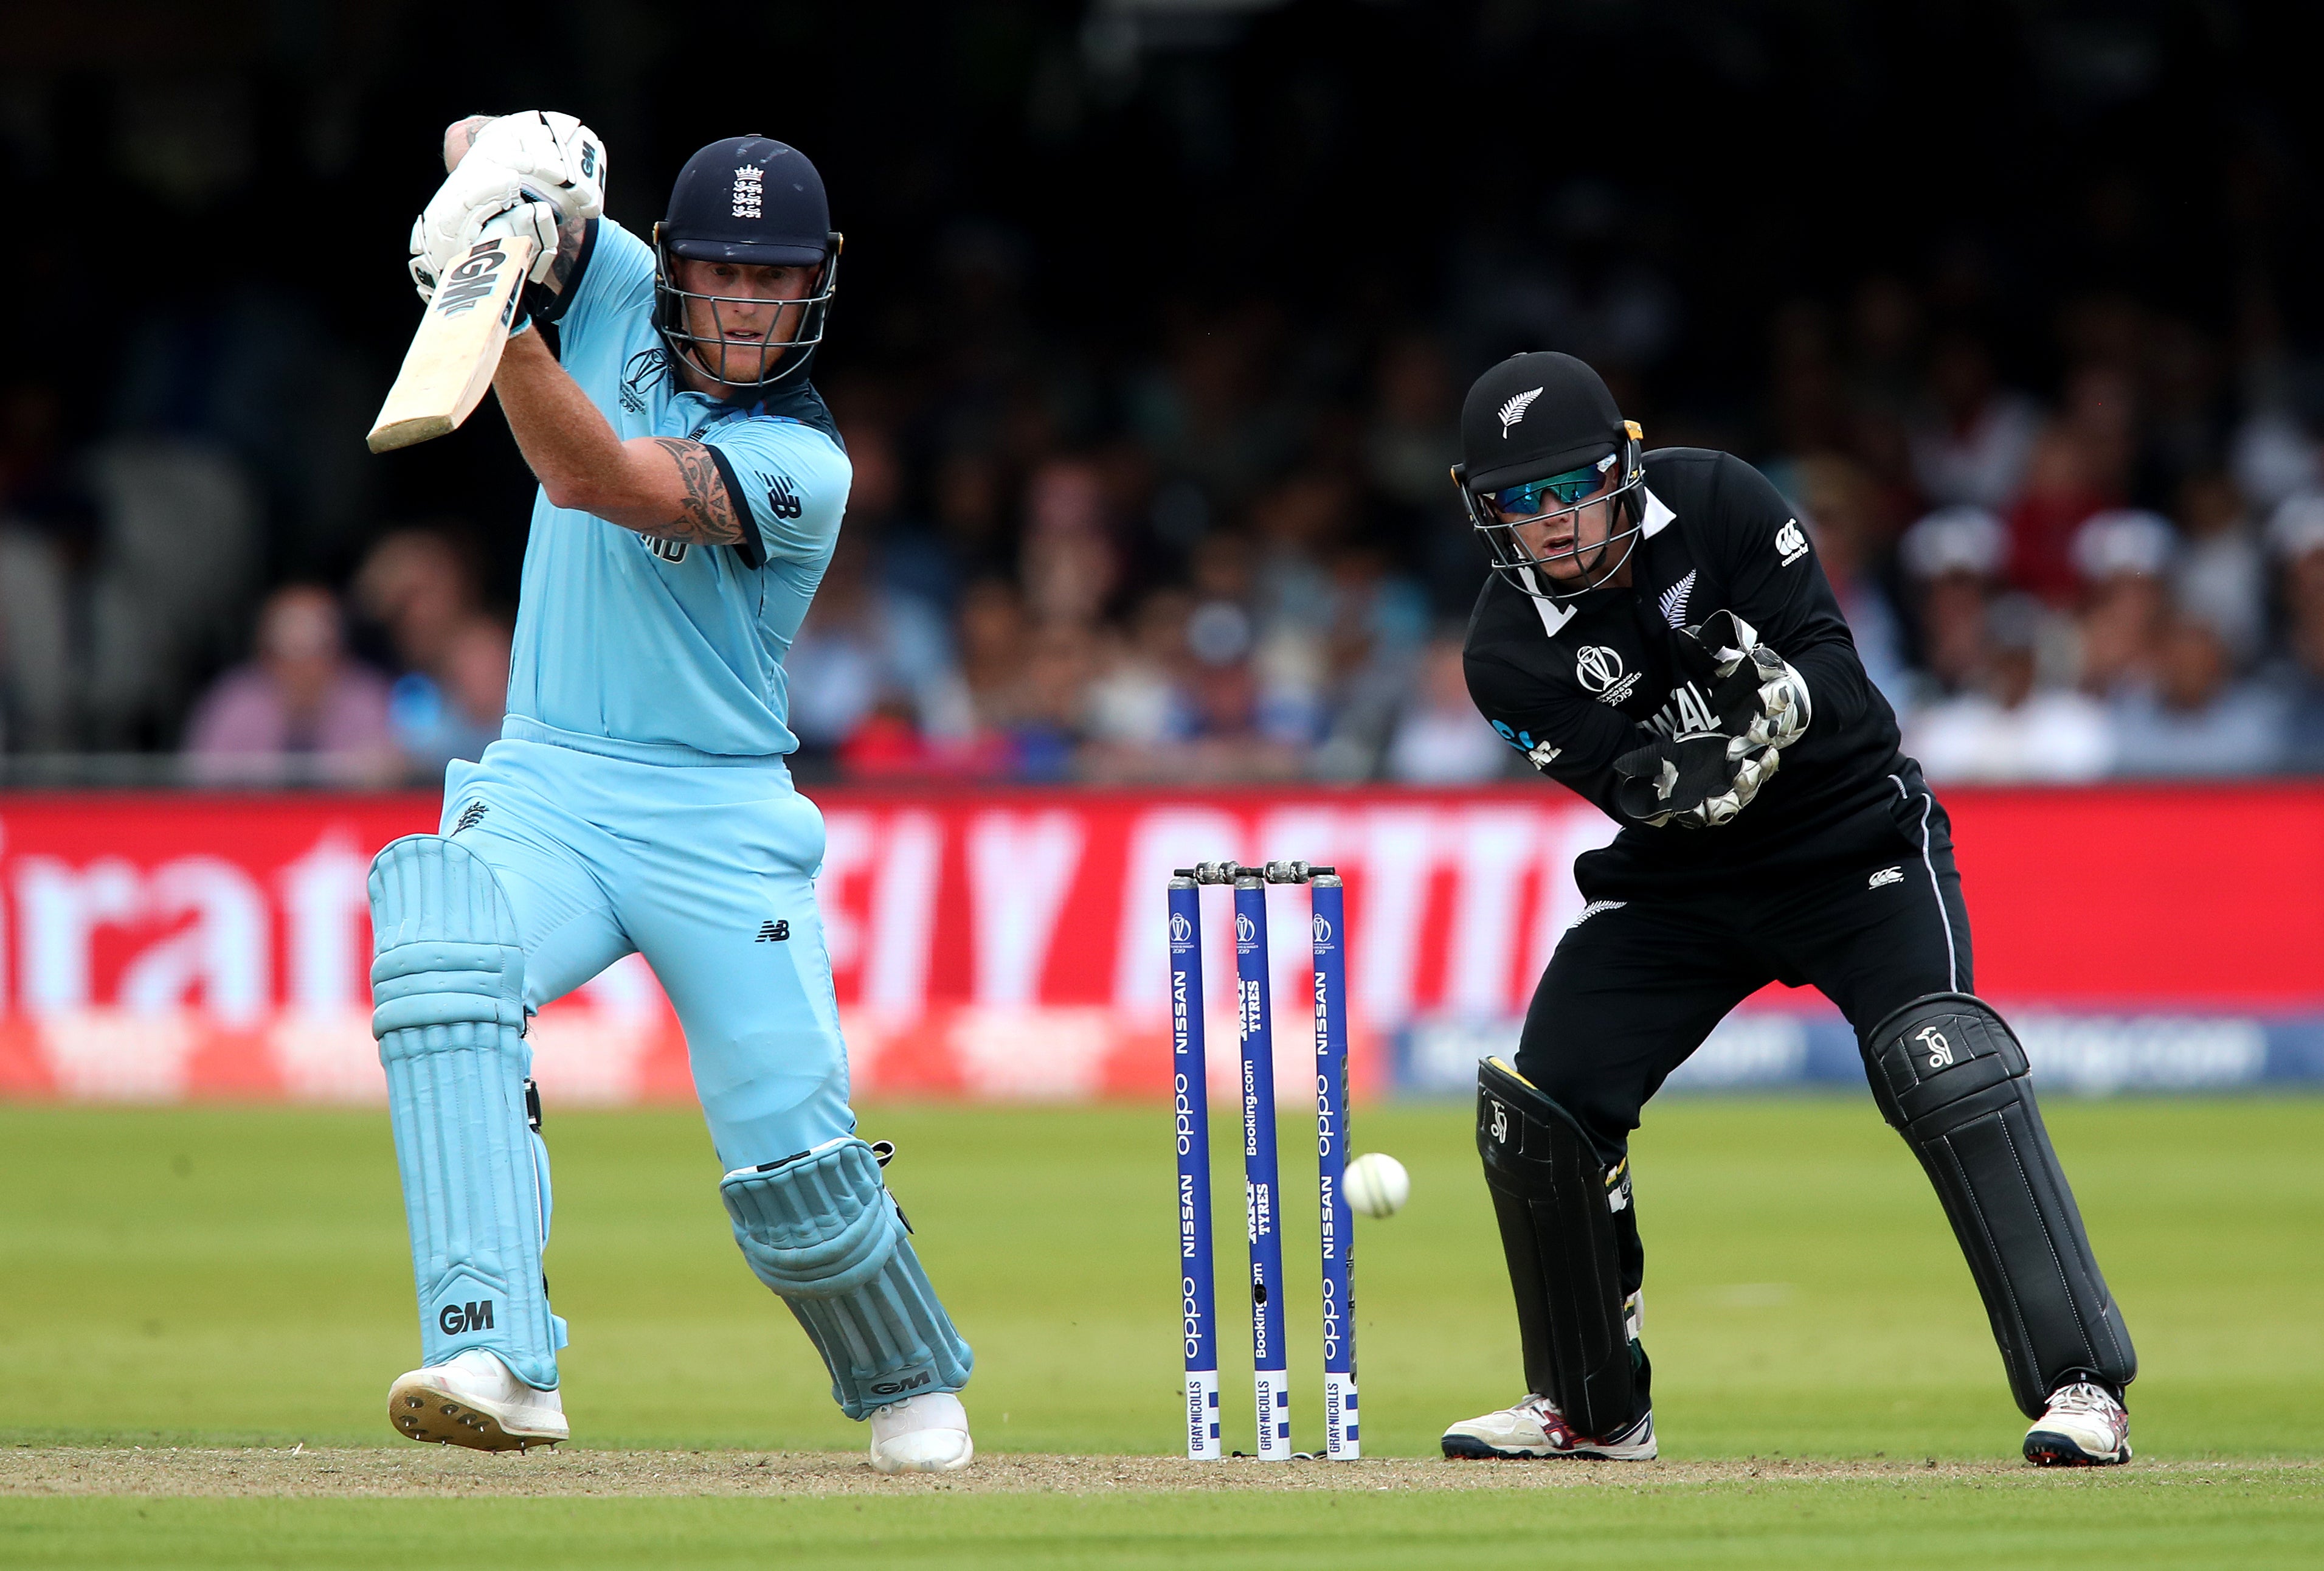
[502,217,849,765]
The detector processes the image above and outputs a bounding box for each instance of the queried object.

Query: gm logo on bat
[434,240,513,318]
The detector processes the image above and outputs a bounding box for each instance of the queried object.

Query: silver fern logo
[1658,570,1696,628]
[1497,387,1543,436]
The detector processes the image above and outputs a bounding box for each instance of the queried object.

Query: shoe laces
[2047,1382,2120,1420]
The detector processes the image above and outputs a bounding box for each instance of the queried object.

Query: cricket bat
[365,233,538,453]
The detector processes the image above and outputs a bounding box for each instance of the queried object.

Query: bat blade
[366,234,539,454]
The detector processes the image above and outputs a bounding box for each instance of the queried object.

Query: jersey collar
[1518,486,1676,639]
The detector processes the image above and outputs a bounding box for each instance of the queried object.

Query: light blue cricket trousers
[438,737,854,1170]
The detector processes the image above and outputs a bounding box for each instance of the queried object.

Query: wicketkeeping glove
[1684,609,1813,751]
[1611,730,1781,828]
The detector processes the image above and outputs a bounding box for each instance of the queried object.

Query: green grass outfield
[4,1097,2321,1566]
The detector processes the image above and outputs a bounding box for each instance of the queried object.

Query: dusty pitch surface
[4,1448,2293,1498]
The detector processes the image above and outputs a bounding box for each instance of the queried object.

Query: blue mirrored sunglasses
[1486,456,1614,517]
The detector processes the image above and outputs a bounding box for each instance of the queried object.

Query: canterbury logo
[1776,519,1810,566]
[1497,387,1543,435]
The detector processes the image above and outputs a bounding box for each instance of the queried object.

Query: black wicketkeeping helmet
[1451,351,1645,601]
[654,135,840,392]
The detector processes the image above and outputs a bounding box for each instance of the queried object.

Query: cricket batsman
[1440,352,2135,1466]
[368,111,974,1472]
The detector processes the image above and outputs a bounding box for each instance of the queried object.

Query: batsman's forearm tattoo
[648,439,744,545]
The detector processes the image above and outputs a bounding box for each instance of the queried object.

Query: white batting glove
[407,159,561,300]
[468,110,607,223]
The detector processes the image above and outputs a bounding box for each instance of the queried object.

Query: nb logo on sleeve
[766,475,803,521]
[639,533,689,564]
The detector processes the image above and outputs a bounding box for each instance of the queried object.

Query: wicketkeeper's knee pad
[1863,992,2136,1417]
[1477,1057,1645,1438]
[370,834,565,1390]
[721,1137,974,1420]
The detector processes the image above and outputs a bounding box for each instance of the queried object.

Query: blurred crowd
[4,4,2324,788]
[12,266,2324,786]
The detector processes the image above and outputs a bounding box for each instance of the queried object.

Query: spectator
[1793,456,1911,706]
[182,584,395,783]
[786,529,967,760]
[2173,470,2266,664]
[1908,336,2040,512]
[2071,510,2175,698]
[1907,595,2113,782]
[2005,422,2115,605]
[1020,457,1120,627]
[1085,589,1194,761]
[1384,635,1508,783]
[353,527,480,682]
[1897,506,2009,704]
[392,617,511,773]
[2264,497,2324,772]
[2109,616,2283,777]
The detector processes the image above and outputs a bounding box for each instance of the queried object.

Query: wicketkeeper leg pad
[371,834,566,1391]
[1863,993,2136,1417]
[1476,1057,1645,1439]
[721,1137,974,1420]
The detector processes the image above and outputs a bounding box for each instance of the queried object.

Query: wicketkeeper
[1442,351,2136,1466]
[369,111,974,1472]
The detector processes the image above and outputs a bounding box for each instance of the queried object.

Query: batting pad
[722,1137,974,1420]
[370,834,566,1391]
[1864,992,2136,1417]
[1476,1056,1643,1440]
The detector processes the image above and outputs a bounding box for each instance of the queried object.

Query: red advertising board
[1,784,2318,1103]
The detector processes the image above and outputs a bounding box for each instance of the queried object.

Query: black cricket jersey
[1463,447,1917,895]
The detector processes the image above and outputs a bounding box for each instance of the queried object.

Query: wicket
[1169,859,1358,1462]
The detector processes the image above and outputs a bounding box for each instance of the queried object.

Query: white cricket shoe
[387,1348,569,1451]
[869,1390,975,1474]
[2023,1380,2131,1466]
[1441,1393,1656,1460]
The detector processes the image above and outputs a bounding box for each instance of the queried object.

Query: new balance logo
[438,1299,495,1334]
[755,920,790,942]
[1869,865,1903,889]
[640,533,689,564]
[766,474,803,521]
[1658,569,1696,628]
[454,801,488,834]
[1775,519,1810,566]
